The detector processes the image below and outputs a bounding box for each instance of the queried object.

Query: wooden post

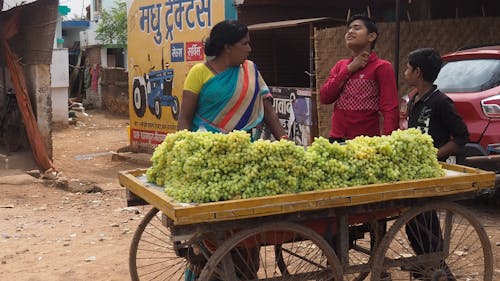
[336,210,349,265]
[394,0,401,86]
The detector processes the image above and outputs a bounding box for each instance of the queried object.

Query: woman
[177,20,286,140]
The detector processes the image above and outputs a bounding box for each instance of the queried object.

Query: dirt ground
[1,110,500,281]
[0,110,151,281]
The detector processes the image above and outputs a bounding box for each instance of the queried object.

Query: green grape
[147,128,444,203]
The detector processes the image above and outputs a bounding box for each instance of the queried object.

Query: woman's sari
[192,60,272,137]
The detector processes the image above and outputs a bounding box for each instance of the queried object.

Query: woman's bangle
[280,135,289,140]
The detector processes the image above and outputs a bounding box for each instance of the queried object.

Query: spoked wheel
[129,207,208,281]
[343,232,373,281]
[198,222,342,281]
[370,201,493,281]
[276,233,372,281]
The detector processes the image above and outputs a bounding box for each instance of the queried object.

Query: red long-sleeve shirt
[320,52,399,140]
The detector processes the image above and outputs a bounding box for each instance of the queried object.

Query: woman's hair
[347,14,378,49]
[204,20,249,57]
[408,48,442,83]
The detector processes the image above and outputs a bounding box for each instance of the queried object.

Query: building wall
[86,46,102,66]
[1,0,58,163]
[100,48,108,67]
[25,64,53,159]
[101,68,128,116]
[63,30,82,49]
[89,0,115,22]
[50,48,69,125]
[54,14,63,49]
[83,46,102,107]
[80,22,102,48]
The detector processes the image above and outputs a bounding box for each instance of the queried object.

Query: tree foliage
[95,0,127,47]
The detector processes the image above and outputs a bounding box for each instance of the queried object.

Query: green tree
[95,0,127,48]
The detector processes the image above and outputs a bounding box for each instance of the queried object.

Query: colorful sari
[192,60,272,135]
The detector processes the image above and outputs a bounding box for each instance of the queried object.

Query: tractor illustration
[132,59,179,120]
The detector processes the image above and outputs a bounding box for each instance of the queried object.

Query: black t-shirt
[408,87,469,150]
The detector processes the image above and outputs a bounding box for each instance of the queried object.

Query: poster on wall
[261,87,314,147]
[127,0,234,150]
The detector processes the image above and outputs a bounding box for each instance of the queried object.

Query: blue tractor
[132,63,179,120]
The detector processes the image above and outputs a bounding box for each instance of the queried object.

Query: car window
[435,59,500,92]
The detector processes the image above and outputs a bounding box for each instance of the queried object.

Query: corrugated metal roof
[248,17,342,31]
[2,0,37,11]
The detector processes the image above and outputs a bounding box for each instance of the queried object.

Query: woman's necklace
[206,61,220,75]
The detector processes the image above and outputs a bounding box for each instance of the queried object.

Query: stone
[121,207,140,214]
[84,256,96,262]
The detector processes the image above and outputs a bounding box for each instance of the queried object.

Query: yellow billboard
[127,0,235,150]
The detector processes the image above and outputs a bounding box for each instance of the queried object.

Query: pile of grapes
[146,129,444,203]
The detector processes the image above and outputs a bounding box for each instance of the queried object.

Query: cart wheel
[198,222,342,281]
[344,240,371,281]
[274,244,369,281]
[276,242,371,281]
[130,207,207,281]
[370,201,493,281]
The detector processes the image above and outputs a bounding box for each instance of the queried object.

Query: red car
[400,44,500,186]
[437,45,500,156]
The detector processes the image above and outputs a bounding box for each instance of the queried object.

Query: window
[436,59,500,92]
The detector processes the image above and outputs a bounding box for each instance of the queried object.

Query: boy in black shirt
[405,48,469,161]
[403,48,468,280]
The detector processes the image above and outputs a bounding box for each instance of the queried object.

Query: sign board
[127,0,235,150]
[261,87,315,147]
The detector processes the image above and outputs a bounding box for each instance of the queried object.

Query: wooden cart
[118,163,496,281]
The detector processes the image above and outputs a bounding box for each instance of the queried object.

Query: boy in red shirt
[320,14,399,142]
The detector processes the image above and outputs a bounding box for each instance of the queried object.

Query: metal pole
[394,0,401,87]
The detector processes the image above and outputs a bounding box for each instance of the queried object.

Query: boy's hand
[347,51,370,73]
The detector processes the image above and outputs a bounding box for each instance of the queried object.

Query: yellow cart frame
[119,163,496,281]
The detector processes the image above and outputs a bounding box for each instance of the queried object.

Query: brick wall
[85,47,101,66]
[100,68,128,116]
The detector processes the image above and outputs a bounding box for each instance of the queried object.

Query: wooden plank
[118,164,496,225]
[118,170,179,220]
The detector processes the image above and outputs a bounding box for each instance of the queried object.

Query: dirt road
[0,110,150,281]
[1,110,500,280]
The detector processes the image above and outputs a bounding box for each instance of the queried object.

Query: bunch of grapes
[146,128,444,203]
[241,139,308,199]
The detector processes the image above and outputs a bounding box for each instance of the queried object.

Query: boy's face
[404,63,419,86]
[345,19,377,50]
